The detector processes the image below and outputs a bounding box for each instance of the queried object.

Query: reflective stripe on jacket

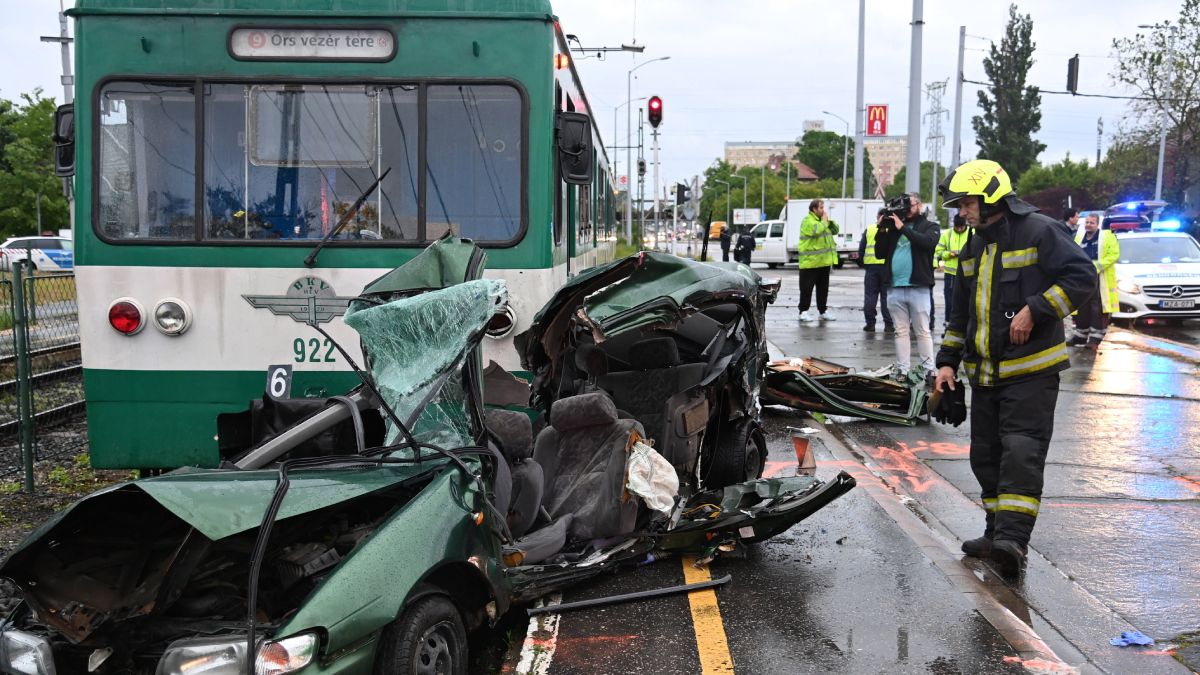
[1074,229,1120,313]
[862,224,884,265]
[936,227,972,274]
[798,213,839,269]
[935,209,1098,387]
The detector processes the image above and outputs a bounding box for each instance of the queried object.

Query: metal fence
[0,261,84,489]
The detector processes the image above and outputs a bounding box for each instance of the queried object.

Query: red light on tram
[554,53,570,70]
[109,300,144,335]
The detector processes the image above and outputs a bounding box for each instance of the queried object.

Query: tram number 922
[293,337,337,363]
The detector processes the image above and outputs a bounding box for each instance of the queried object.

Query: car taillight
[108,299,145,335]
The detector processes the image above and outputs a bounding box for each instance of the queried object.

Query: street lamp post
[730,175,748,227]
[1139,24,1174,201]
[626,56,670,241]
[614,96,646,223]
[823,110,851,199]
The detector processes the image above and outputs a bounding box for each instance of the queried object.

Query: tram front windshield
[96,81,523,244]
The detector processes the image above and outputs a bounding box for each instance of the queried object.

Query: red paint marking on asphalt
[762,460,792,478]
[1002,656,1080,674]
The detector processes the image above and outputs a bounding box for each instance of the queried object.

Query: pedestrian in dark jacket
[874,192,940,374]
[719,225,732,262]
[733,224,755,265]
[1059,207,1080,238]
[934,159,1097,577]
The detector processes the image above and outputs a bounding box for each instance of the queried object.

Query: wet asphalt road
[503,263,1199,675]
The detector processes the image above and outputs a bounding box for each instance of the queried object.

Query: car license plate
[1160,299,1195,309]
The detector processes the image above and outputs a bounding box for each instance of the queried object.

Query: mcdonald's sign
[866,104,888,136]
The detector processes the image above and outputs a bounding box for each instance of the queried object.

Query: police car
[0,236,74,271]
[1114,231,1200,322]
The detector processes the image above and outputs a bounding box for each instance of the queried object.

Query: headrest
[484,409,533,461]
[629,337,679,370]
[550,392,618,431]
[573,344,610,377]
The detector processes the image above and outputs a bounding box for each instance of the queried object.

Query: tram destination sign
[229,27,395,61]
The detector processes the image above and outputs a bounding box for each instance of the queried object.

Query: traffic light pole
[652,128,660,252]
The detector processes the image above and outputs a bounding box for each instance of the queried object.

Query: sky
[0,0,1184,190]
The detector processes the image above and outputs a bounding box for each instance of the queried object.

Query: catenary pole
[853,0,866,199]
[905,0,924,194]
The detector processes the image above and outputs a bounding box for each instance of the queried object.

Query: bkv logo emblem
[243,276,355,325]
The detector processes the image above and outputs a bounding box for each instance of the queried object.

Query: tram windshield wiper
[303,167,392,268]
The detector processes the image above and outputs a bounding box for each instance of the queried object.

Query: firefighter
[933,159,1097,575]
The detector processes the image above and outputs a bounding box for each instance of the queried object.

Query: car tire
[374,594,468,675]
[767,262,779,269]
[706,419,766,489]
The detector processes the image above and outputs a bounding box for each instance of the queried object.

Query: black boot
[961,536,993,558]
[990,539,1027,576]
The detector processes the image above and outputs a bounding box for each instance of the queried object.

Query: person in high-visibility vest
[1069,213,1120,348]
[858,210,894,332]
[935,214,972,325]
[797,199,839,322]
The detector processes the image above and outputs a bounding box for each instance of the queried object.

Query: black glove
[929,380,967,426]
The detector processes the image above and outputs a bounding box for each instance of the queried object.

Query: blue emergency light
[1152,219,1182,231]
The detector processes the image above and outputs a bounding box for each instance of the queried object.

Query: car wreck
[0,238,853,675]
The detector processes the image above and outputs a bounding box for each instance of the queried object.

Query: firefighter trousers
[968,373,1059,547]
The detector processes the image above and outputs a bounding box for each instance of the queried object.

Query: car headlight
[155,633,317,675]
[0,628,57,675]
[255,633,318,675]
[1116,279,1142,294]
[156,636,248,675]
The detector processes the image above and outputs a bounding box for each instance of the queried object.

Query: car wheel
[375,595,468,675]
[706,419,765,489]
[767,262,779,269]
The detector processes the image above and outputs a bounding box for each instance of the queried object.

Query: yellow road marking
[681,556,735,674]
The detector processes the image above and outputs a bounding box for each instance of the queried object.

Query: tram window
[427,85,521,242]
[98,82,196,240]
[204,84,419,241]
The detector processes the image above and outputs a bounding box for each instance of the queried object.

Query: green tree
[972,4,1045,183]
[1111,0,1200,206]
[1095,134,1160,205]
[0,91,68,237]
[793,129,875,190]
[1015,155,1099,195]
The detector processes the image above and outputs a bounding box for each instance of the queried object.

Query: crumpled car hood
[516,252,773,373]
[3,466,426,562]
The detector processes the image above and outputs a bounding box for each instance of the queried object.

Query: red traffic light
[648,95,663,128]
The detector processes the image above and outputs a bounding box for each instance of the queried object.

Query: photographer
[874,192,940,376]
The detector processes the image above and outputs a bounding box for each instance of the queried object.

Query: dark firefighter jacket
[873,214,940,287]
[935,201,1098,387]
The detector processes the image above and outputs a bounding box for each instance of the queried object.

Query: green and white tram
[59,0,618,468]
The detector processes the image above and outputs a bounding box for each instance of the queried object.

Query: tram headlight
[153,298,192,336]
[108,298,146,336]
[485,307,516,339]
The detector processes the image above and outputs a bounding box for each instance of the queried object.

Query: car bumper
[1114,292,1200,319]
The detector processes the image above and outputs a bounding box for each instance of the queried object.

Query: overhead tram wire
[962,78,1199,103]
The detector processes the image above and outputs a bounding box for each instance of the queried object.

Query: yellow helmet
[939,159,1013,207]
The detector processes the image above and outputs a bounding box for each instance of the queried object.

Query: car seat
[533,392,644,541]
[594,337,707,476]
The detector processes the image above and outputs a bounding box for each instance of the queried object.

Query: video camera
[877,194,914,231]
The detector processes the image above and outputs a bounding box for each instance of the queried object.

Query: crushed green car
[0,238,853,675]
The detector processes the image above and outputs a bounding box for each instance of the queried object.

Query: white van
[750,220,788,268]
[753,198,885,268]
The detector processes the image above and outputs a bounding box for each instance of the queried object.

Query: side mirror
[555,111,593,185]
[53,103,75,178]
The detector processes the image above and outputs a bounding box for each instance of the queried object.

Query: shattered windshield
[344,279,507,447]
